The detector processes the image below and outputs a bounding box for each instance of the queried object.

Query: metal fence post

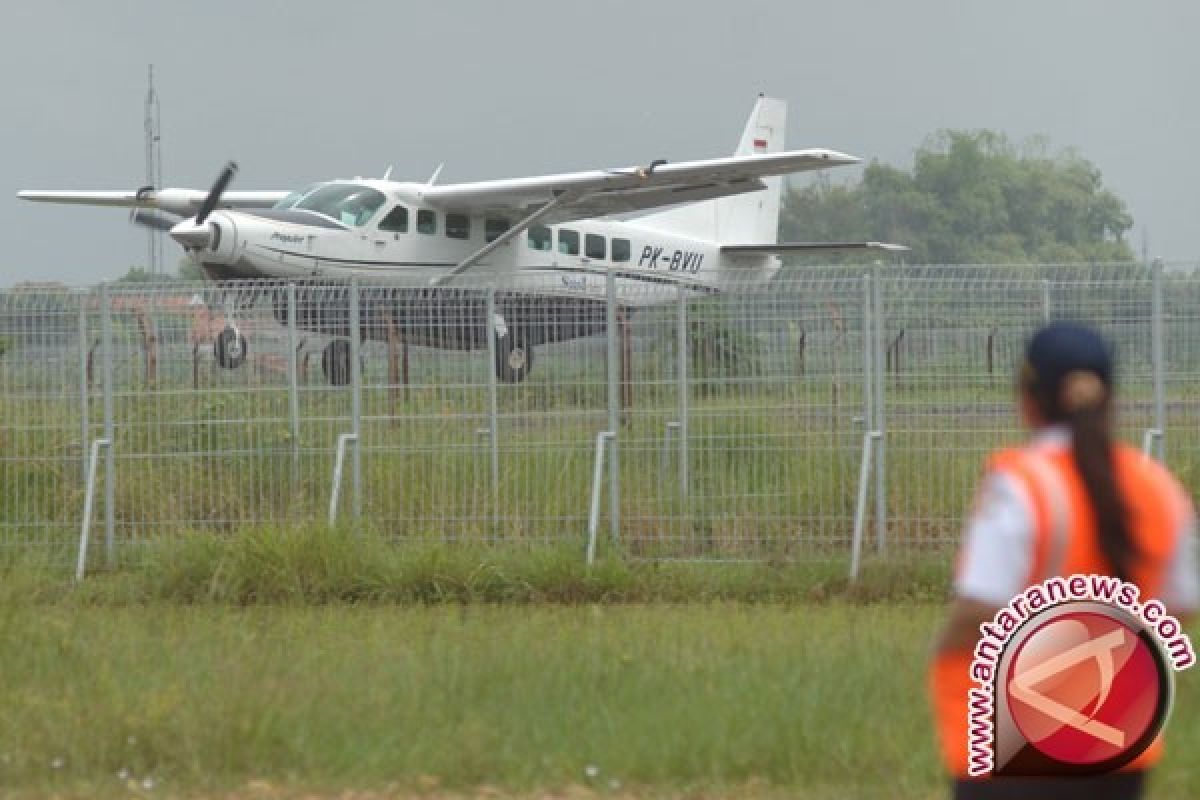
[872,268,886,553]
[676,286,689,499]
[328,433,359,526]
[485,288,500,528]
[76,289,89,483]
[349,278,362,520]
[862,273,874,440]
[286,282,300,485]
[586,431,615,565]
[100,283,115,565]
[849,432,881,581]
[76,437,112,582]
[1042,279,1052,323]
[606,269,620,543]
[1151,259,1165,461]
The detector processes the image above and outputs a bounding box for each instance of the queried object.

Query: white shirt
[955,427,1200,612]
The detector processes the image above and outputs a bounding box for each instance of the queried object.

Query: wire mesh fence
[1,262,1196,567]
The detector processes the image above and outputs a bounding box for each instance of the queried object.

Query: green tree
[116,266,166,284]
[781,130,1134,264]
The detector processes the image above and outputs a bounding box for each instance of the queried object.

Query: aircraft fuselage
[189,179,778,308]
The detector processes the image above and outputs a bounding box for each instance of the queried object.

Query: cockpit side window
[379,205,409,233]
[293,184,386,226]
[417,210,437,234]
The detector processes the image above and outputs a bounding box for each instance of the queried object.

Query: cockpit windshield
[272,184,321,210]
[275,183,387,226]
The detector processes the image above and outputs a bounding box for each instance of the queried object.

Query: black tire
[495,331,533,383]
[322,339,352,386]
[214,326,247,369]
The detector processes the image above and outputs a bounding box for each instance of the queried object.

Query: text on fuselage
[638,246,704,272]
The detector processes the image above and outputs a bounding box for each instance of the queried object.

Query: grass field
[0,536,1197,799]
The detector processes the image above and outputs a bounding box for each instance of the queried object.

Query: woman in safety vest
[929,321,1198,800]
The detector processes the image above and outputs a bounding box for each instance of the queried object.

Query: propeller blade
[132,209,184,232]
[195,161,238,224]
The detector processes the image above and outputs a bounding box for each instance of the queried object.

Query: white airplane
[19,95,903,384]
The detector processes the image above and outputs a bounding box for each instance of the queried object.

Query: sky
[2,0,1197,286]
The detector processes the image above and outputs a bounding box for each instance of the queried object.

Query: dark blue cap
[1023,321,1114,392]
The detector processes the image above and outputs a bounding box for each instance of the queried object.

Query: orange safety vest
[929,440,1193,778]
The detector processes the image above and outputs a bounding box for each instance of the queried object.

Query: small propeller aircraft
[19,95,904,384]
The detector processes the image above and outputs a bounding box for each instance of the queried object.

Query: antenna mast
[144,65,163,276]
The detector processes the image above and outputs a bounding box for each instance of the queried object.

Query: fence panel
[628,274,869,558]
[0,287,89,560]
[1,263,1196,567]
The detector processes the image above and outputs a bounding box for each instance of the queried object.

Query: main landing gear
[494,329,533,384]
[214,325,248,369]
[207,292,540,386]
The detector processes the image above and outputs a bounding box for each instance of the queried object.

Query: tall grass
[0,527,950,607]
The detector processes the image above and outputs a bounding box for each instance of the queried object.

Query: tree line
[780,130,1135,265]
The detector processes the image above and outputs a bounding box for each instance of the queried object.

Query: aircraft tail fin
[634,95,787,244]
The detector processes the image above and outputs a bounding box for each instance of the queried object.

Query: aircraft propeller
[196,161,238,224]
[166,161,238,250]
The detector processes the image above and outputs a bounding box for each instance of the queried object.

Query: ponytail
[1030,370,1138,582]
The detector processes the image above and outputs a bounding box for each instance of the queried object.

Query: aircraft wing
[421,149,859,224]
[16,189,290,217]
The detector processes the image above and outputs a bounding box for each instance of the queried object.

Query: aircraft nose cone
[169,219,212,249]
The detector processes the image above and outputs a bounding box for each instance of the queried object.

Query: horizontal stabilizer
[721,241,909,255]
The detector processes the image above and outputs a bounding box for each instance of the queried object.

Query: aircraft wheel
[214,326,248,369]
[322,340,352,386]
[495,331,533,383]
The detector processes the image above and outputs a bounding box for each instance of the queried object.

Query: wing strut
[430,191,580,286]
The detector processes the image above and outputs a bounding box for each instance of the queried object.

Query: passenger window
[417,209,436,234]
[485,218,511,243]
[585,234,606,260]
[558,229,580,256]
[379,206,409,233]
[528,225,552,251]
[612,238,631,262]
[446,213,470,240]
